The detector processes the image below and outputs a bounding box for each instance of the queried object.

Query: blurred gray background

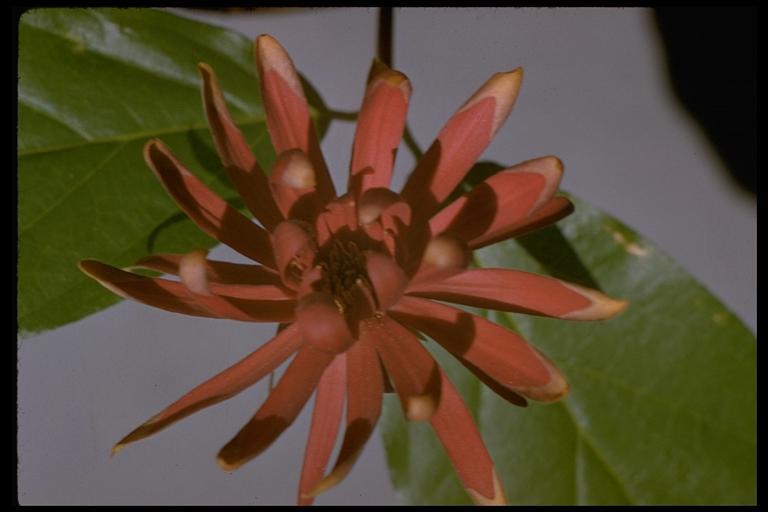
[18,7,755,505]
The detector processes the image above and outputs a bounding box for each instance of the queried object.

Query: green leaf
[381,194,756,505]
[17,8,327,336]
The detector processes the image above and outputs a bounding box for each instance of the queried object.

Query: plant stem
[377,7,393,66]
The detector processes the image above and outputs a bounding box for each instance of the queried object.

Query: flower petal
[470,195,574,249]
[254,34,335,201]
[144,139,276,268]
[401,69,523,222]
[272,220,317,289]
[296,292,355,355]
[390,297,569,403]
[348,60,411,196]
[217,346,335,471]
[80,260,295,323]
[407,268,627,320]
[364,250,407,311]
[430,368,508,505]
[304,338,383,499]
[269,149,320,222]
[428,156,567,249]
[132,253,282,286]
[298,353,347,506]
[111,323,303,454]
[364,315,440,421]
[198,62,282,230]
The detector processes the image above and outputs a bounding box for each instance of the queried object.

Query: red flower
[80,34,626,505]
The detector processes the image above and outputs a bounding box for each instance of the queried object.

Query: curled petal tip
[110,443,126,457]
[561,283,629,321]
[196,61,212,75]
[526,363,570,404]
[466,469,508,505]
[405,394,436,422]
[216,454,240,472]
[463,68,524,137]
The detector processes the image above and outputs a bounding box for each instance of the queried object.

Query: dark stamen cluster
[316,238,375,312]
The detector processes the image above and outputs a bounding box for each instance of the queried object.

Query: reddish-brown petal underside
[198,63,283,230]
[407,268,627,320]
[430,367,508,505]
[348,61,411,197]
[254,34,336,201]
[390,297,569,403]
[428,156,566,249]
[305,338,383,499]
[401,69,523,223]
[143,140,276,268]
[298,353,347,506]
[217,346,335,471]
[363,315,441,421]
[132,253,283,286]
[111,323,303,454]
[80,260,295,323]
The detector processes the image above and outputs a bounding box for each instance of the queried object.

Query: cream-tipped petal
[255,34,304,98]
[458,68,523,138]
[560,282,629,321]
[466,469,508,505]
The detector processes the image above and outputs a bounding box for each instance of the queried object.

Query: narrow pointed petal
[269,149,319,222]
[296,292,355,355]
[80,260,295,323]
[401,69,523,222]
[348,61,411,196]
[298,354,347,506]
[111,323,303,453]
[304,339,383,499]
[430,368,508,505]
[144,140,276,268]
[217,346,335,471]
[390,297,569,403]
[254,34,335,200]
[429,156,567,249]
[198,63,282,230]
[132,253,283,286]
[364,316,441,421]
[407,268,627,320]
[471,195,574,249]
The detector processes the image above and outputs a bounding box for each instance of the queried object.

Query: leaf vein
[559,400,636,504]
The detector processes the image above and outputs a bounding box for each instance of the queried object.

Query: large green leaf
[17,9,327,336]
[382,194,756,505]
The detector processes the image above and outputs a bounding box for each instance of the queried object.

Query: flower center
[314,237,376,313]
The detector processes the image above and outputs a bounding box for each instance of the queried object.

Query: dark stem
[377,7,393,66]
